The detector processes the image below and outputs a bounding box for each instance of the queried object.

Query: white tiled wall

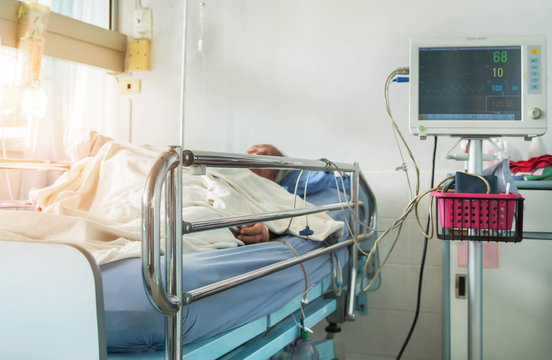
[342,171,444,360]
[313,170,445,359]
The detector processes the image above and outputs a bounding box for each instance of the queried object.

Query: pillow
[279,170,350,197]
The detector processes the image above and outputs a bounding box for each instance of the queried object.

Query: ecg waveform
[420,65,489,79]
[417,46,522,119]
[420,82,487,97]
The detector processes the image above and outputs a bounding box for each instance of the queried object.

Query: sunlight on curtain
[19,0,109,197]
[0,47,20,132]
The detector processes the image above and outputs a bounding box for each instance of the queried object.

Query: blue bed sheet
[102,187,350,353]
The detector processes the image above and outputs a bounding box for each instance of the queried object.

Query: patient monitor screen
[418,46,522,121]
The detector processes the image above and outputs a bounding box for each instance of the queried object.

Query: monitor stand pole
[466,138,484,360]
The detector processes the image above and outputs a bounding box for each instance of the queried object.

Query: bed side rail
[142,147,377,360]
[142,146,183,359]
[181,149,358,172]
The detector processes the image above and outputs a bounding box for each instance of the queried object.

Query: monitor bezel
[409,36,547,138]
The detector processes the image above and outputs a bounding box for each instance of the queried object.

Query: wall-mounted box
[128,39,151,71]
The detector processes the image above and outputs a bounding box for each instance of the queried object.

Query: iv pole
[466,138,484,360]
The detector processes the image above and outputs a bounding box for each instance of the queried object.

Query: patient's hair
[246,144,284,182]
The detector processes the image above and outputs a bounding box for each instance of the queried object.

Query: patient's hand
[236,223,270,244]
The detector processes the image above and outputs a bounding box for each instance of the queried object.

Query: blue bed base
[108,244,378,360]
[109,269,374,360]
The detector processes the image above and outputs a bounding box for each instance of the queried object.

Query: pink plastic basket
[432,191,522,231]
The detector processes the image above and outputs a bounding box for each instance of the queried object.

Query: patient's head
[246,144,283,181]
[246,144,283,157]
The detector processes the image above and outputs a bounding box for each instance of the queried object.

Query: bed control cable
[396,136,438,360]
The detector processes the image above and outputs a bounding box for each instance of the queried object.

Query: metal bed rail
[184,232,374,304]
[142,148,377,360]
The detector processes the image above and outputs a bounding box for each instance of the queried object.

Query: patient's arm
[238,144,283,244]
[236,223,270,244]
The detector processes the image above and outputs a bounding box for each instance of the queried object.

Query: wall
[104,0,185,148]
[109,0,552,359]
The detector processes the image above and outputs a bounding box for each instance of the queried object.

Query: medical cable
[396,136,438,360]
[322,157,389,239]
[301,157,488,293]
[292,157,490,293]
[360,186,438,291]
[355,67,433,290]
[329,251,343,296]
[385,67,417,200]
[324,159,411,292]
[275,239,312,338]
[359,171,490,292]
[284,169,314,238]
[320,158,382,257]
[321,159,409,291]
[322,157,438,291]
[284,169,304,233]
[321,159,378,259]
[299,170,313,237]
[363,68,498,292]
[317,69,493,296]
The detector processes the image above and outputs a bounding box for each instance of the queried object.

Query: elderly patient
[235,144,287,245]
[9,134,343,265]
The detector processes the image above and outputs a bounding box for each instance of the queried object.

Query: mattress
[102,187,352,353]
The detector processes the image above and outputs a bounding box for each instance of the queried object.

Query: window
[51,0,109,29]
[0,0,114,142]
[0,46,26,138]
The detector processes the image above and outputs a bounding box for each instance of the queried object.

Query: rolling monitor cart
[409,36,547,360]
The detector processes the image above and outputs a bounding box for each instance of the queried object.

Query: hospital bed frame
[0,148,378,360]
[141,147,377,360]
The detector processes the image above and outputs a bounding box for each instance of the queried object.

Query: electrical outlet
[119,79,141,94]
[128,39,151,71]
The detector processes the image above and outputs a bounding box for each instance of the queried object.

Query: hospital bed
[0,147,379,360]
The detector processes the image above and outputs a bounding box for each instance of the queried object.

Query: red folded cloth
[510,155,552,172]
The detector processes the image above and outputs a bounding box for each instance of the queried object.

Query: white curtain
[19,0,108,196]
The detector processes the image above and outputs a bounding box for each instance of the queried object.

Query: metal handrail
[360,172,377,237]
[141,147,378,360]
[346,164,360,320]
[183,232,375,304]
[182,149,356,172]
[183,202,356,233]
[141,148,182,315]
[181,149,376,238]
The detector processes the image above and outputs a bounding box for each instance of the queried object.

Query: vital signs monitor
[409,36,547,138]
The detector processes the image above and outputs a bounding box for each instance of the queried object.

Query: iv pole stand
[466,138,484,360]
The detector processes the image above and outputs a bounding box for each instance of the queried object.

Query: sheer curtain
[19,0,108,196]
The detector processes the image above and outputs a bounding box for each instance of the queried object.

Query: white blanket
[0,140,343,265]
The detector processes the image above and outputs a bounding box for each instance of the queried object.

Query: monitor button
[529,107,542,120]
